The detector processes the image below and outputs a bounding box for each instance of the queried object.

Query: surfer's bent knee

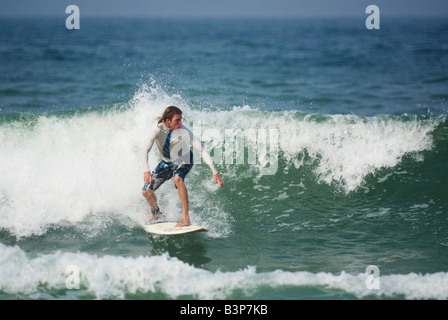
[173,175,184,186]
[142,189,154,197]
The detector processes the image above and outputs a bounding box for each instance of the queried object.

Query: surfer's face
[166,114,182,130]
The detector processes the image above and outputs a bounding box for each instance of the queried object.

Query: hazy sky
[1,0,448,18]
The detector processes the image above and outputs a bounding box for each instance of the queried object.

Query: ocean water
[0,16,448,301]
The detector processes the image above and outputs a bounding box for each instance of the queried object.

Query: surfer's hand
[213,173,224,188]
[144,171,152,185]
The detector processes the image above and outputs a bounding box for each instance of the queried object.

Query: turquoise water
[0,17,447,300]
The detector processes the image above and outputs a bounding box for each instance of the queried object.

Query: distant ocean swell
[0,82,445,238]
[1,243,447,300]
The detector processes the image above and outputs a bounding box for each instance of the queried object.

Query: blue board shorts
[142,157,194,192]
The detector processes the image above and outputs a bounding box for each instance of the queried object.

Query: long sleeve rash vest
[142,122,218,175]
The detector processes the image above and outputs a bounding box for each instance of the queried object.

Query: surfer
[142,106,224,227]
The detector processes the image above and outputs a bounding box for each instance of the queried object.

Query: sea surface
[0,16,447,300]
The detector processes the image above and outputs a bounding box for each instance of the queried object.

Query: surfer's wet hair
[158,106,182,124]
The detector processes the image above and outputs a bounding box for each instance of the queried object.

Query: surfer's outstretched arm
[188,126,224,188]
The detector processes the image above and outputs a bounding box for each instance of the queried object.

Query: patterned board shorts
[142,160,194,191]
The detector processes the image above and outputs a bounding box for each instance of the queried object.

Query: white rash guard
[142,122,218,175]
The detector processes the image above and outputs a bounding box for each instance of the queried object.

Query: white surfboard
[144,222,208,235]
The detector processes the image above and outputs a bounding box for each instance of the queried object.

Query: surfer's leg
[142,189,158,211]
[172,162,193,227]
[173,175,191,227]
[142,162,170,220]
[142,190,166,221]
[142,161,175,218]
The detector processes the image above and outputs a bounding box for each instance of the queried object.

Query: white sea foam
[0,82,236,238]
[277,113,438,192]
[0,243,447,300]
[0,82,441,238]
[185,102,439,193]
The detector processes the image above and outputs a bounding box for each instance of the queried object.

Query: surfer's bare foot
[175,219,191,228]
